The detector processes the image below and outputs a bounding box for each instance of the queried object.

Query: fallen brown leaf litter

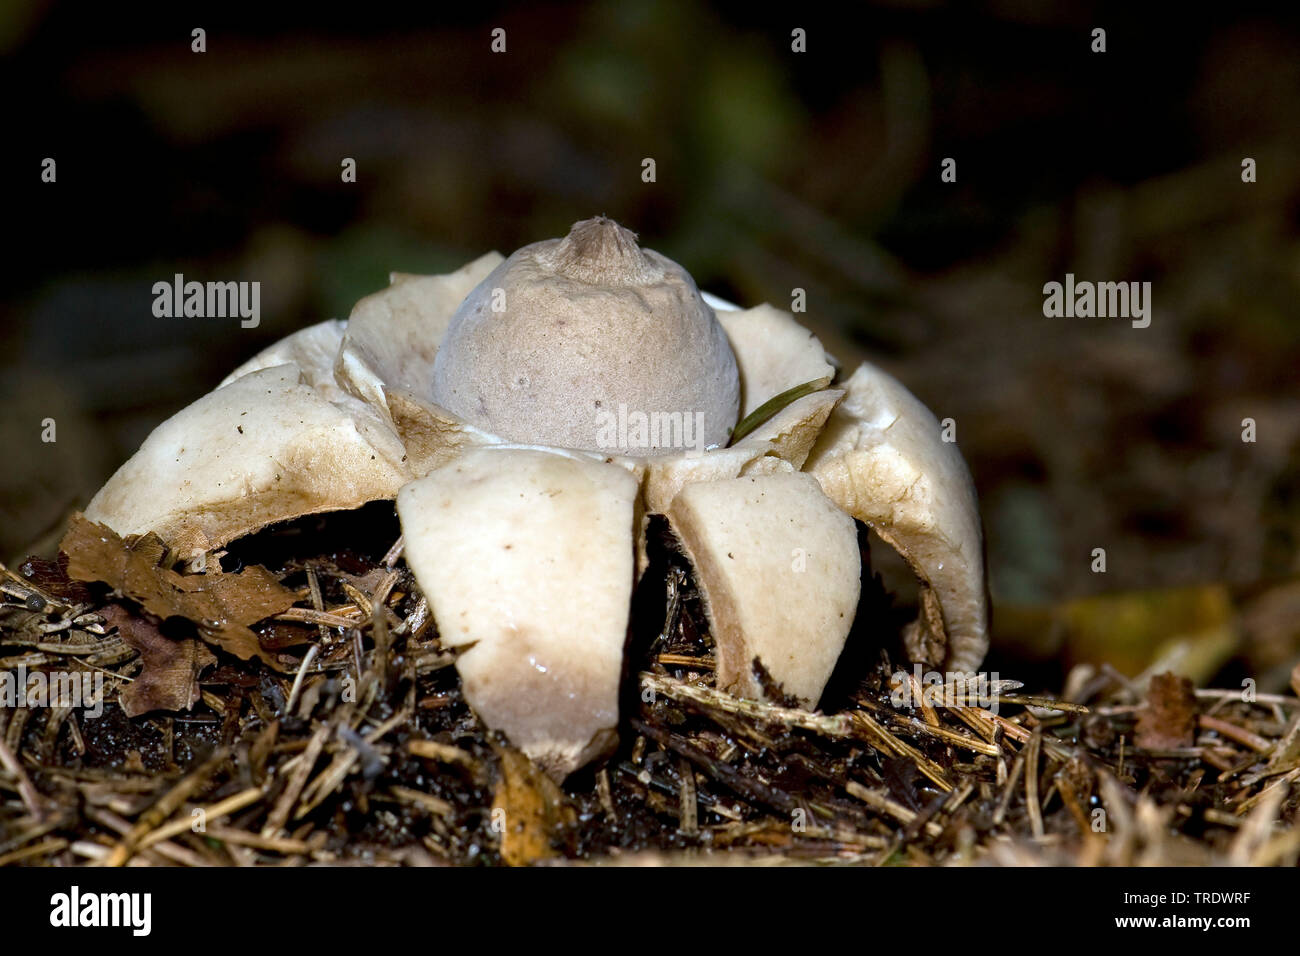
[0,507,1297,866]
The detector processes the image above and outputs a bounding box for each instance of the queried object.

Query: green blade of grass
[727,379,827,445]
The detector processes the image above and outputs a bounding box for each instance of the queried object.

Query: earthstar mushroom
[82,217,989,780]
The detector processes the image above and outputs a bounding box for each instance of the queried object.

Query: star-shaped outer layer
[84,253,989,781]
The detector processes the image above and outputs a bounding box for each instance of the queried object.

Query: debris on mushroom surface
[78,216,989,778]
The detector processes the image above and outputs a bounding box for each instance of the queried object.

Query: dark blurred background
[4,1,1299,687]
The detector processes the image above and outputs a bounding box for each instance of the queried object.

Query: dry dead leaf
[100,604,216,717]
[1057,585,1238,681]
[61,514,296,668]
[17,554,94,605]
[491,745,576,866]
[1135,671,1198,750]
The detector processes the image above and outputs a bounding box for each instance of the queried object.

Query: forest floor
[1,505,1296,867]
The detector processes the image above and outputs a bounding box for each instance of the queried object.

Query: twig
[137,786,264,850]
[0,734,48,821]
[263,723,329,837]
[640,672,854,737]
[678,758,698,835]
[993,750,1025,827]
[1025,731,1044,839]
[845,781,943,838]
[105,747,230,867]
[382,535,405,568]
[276,607,361,629]
[285,643,319,716]
[1198,714,1273,754]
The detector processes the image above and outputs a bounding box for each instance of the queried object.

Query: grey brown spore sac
[430,217,741,456]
